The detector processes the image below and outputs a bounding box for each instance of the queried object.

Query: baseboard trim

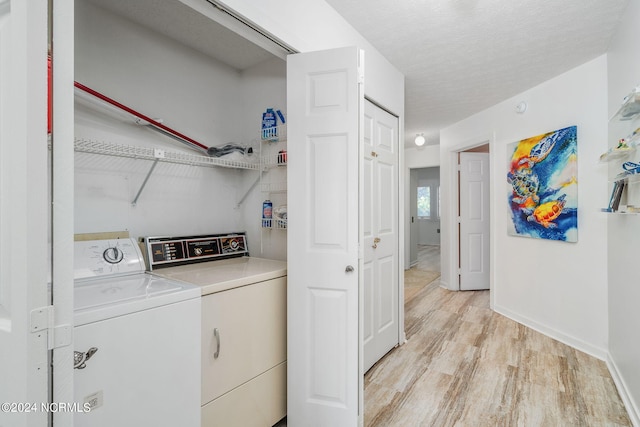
[493,304,608,361]
[607,354,640,427]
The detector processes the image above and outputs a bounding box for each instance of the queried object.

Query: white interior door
[459,152,490,290]
[287,46,363,426]
[362,100,399,373]
[0,1,50,426]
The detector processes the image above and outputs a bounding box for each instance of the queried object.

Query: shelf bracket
[132,157,160,206]
[236,171,263,208]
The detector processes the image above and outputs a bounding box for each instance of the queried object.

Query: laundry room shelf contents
[259,126,287,231]
[603,86,640,213]
[599,127,640,162]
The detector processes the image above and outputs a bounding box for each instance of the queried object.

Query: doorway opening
[405,166,441,301]
[455,143,491,291]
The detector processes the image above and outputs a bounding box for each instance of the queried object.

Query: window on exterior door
[417,186,431,218]
[418,185,440,220]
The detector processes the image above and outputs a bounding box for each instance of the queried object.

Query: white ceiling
[326,0,630,147]
[88,0,630,148]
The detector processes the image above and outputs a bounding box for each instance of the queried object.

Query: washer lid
[74,273,199,326]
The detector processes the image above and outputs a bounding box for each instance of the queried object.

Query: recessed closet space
[74,0,287,259]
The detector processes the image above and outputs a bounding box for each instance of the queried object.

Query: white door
[287,46,363,426]
[0,1,50,426]
[459,152,490,290]
[362,100,399,372]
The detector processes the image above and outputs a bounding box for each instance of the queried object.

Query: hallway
[363,246,631,426]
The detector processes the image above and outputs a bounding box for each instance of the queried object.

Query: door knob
[345,265,354,273]
[372,237,381,249]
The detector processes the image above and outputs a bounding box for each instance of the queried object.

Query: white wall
[440,56,609,358]
[606,0,640,422]
[74,0,286,259]
[214,0,404,118]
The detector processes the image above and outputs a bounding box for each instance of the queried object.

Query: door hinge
[31,306,72,350]
[457,216,461,223]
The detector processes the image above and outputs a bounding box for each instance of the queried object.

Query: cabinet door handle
[213,328,220,359]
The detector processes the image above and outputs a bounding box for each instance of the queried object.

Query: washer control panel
[74,238,145,279]
[143,233,248,270]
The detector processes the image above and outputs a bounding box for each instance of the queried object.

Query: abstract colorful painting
[507,126,577,242]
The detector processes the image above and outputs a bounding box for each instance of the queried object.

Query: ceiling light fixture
[415,133,426,146]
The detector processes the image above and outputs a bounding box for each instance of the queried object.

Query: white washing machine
[73,238,201,427]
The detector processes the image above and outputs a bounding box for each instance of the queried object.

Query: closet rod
[74,81,210,155]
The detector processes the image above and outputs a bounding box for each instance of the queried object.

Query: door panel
[377,255,395,328]
[378,161,394,233]
[287,47,363,426]
[459,152,490,290]
[310,135,349,247]
[362,100,399,373]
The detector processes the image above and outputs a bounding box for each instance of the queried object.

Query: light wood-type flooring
[277,245,631,426]
[364,246,631,426]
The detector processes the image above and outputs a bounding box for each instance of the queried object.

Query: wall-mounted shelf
[603,87,640,213]
[601,208,640,215]
[75,138,259,170]
[74,138,259,206]
[613,171,640,184]
[261,124,287,143]
[260,181,287,193]
[600,146,636,162]
[609,89,640,122]
[260,219,288,230]
[259,126,287,237]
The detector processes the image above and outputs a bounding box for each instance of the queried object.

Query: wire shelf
[260,125,287,142]
[74,138,260,171]
[261,219,287,230]
[260,181,287,193]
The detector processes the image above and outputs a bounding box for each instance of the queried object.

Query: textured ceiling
[86,0,276,70]
[326,0,630,147]
[87,0,630,148]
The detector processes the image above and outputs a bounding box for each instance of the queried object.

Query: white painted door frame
[362,99,400,373]
[0,2,51,426]
[51,1,76,425]
[445,139,495,301]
